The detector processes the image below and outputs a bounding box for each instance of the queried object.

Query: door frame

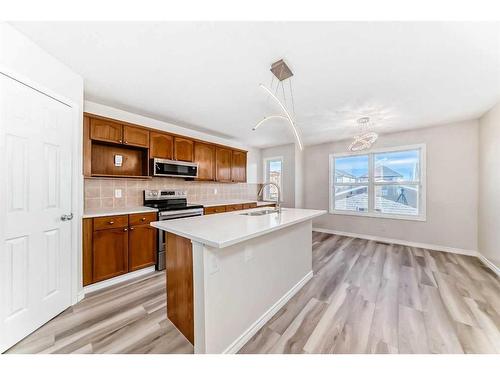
[0,66,83,307]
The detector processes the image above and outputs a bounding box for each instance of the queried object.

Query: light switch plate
[114,154,123,167]
[114,189,122,198]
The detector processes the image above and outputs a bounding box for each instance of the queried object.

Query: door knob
[60,213,73,221]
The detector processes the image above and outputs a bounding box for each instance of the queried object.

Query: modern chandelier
[348,116,378,152]
[253,59,304,151]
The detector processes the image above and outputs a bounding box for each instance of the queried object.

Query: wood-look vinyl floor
[239,233,500,354]
[6,272,193,354]
[6,233,500,354]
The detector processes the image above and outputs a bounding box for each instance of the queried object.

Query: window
[263,157,283,201]
[330,144,426,220]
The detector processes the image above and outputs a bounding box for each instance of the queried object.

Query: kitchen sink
[240,209,280,216]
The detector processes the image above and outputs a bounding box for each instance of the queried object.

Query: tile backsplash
[84,177,261,210]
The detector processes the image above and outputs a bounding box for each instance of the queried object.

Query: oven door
[157,209,204,270]
[153,158,198,178]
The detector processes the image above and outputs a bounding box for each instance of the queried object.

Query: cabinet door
[90,118,123,144]
[82,218,93,286]
[150,131,173,159]
[231,150,247,183]
[204,205,226,215]
[216,147,232,182]
[174,137,194,162]
[92,227,129,283]
[129,224,157,271]
[123,125,149,147]
[194,142,215,181]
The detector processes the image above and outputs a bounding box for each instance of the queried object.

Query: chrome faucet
[258,182,281,212]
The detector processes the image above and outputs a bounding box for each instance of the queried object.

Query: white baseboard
[82,266,156,295]
[477,254,500,277]
[222,270,314,354]
[313,227,478,257]
[77,290,85,303]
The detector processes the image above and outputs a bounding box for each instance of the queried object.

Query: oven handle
[159,211,204,220]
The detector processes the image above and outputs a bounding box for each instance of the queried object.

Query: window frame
[329,144,426,221]
[263,156,284,202]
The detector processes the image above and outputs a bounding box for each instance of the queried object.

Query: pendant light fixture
[253,59,304,151]
[348,116,378,152]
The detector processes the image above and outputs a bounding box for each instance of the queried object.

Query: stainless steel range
[143,189,204,270]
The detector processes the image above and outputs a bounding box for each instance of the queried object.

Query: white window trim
[263,156,284,202]
[329,143,427,222]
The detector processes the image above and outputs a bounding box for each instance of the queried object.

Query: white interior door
[0,73,74,352]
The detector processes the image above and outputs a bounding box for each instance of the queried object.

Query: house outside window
[330,144,426,221]
[263,157,283,201]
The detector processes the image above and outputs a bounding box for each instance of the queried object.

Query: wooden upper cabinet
[194,142,215,181]
[150,131,173,160]
[123,125,149,148]
[84,113,248,182]
[216,147,232,182]
[90,118,123,144]
[174,137,194,162]
[231,150,247,183]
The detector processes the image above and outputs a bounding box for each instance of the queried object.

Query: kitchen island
[150,207,325,354]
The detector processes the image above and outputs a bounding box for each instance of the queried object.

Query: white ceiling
[11,22,500,148]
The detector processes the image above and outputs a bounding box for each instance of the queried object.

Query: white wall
[0,23,83,106]
[304,120,479,252]
[479,102,500,268]
[294,144,304,208]
[84,101,262,183]
[0,23,84,301]
[261,143,296,207]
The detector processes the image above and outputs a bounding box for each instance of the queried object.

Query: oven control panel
[144,189,187,201]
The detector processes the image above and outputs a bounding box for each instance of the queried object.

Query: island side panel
[166,232,194,344]
[202,220,313,353]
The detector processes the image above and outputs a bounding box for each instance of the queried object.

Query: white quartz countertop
[189,199,276,207]
[150,207,326,248]
[83,206,158,218]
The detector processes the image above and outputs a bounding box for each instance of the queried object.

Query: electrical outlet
[114,154,123,167]
[208,252,219,274]
[114,189,122,198]
[244,245,253,261]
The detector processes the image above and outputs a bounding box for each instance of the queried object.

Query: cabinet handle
[119,140,123,143]
[141,217,146,221]
[123,228,128,232]
[108,221,114,225]
[124,141,128,144]
[130,227,135,230]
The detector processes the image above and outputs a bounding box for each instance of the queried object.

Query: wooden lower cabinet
[203,201,264,215]
[166,232,194,344]
[226,204,243,212]
[242,202,258,209]
[83,212,158,286]
[129,224,157,271]
[203,205,227,215]
[93,227,129,283]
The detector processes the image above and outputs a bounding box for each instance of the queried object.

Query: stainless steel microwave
[151,158,198,178]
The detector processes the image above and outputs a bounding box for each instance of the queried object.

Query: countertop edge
[83,207,159,219]
[150,209,326,249]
